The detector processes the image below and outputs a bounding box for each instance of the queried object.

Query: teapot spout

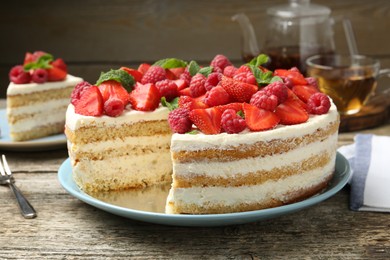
[232,13,260,60]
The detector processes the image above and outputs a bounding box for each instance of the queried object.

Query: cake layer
[166,156,335,214]
[10,122,65,141]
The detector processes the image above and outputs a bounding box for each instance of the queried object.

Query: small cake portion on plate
[6,51,83,141]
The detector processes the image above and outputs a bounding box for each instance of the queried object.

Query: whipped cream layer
[171,102,338,151]
[7,98,70,117]
[7,75,83,95]
[66,104,170,131]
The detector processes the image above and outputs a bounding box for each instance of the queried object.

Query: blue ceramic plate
[58,152,350,227]
[0,109,66,151]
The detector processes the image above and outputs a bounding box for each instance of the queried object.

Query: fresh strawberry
[71,81,93,106]
[120,67,143,82]
[178,96,208,111]
[173,79,188,90]
[129,83,161,111]
[23,51,47,65]
[51,58,67,72]
[47,66,67,81]
[275,99,309,125]
[168,67,185,79]
[220,75,258,102]
[98,80,130,105]
[286,88,308,111]
[292,84,318,103]
[243,103,280,131]
[216,102,243,114]
[165,69,177,80]
[74,86,104,116]
[274,67,307,86]
[137,63,151,75]
[178,87,191,96]
[189,107,222,135]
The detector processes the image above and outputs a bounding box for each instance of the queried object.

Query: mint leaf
[188,60,201,76]
[161,96,179,111]
[186,130,199,135]
[248,64,282,86]
[23,53,54,71]
[198,66,213,77]
[248,54,269,67]
[153,58,187,69]
[96,69,135,92]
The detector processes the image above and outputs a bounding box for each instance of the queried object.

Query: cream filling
[166,158,335,207]
[173,133,338,177]
[66,104,170,131]
[7,75,83,95]
[7,98,70,116]
[9,109,67,132]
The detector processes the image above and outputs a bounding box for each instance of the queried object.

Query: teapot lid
[267,0,331,18]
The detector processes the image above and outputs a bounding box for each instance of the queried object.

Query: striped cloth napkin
[338,134,390,212]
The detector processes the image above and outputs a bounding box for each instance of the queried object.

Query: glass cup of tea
[306,54,390,115]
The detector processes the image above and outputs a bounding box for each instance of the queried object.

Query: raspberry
[223,66,237,78]
[250,91,278,111]
[168,108,192,134]
[189,73,206,97]
[307,92,331,115]
[179,69,192,86]
[104,97,124,117]
[155,79,178,101]
[280,76,294,89]
[210,54,232,72]
[305,77,318,89]
[204,72,222,91]
[31,68,48,83]
[9,65,31,84]
[234,65,252,75]
[141,66,166,84]
[71,81,93,105]
[221,109,246,134]
[233,71,257,85]
[204,85,230,107]
[263,81,288,104]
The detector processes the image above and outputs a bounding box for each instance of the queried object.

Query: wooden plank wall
[0,0,389,98]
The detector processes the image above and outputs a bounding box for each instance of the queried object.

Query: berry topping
[71,81,93,106]
[233,71,257,85]
[96,69,135,92]
[216,102,243,114]
[141,66,166,84]
[305,77,318,89]
[167,67,186,79]
[179,69,192,86]
[204,85,231,107]
[275,99,309,125]
[307,93,331,115]
[120,67,143,82]
[220,76,258,103]
[51,58,67,72]
[104,97,125,117]
[155,79,179,101]
[32,68,48,83]
[178,96,208,111]
[250,91,278,111]
[223,66,237,78]
[221,109,247,134]
[168,108,192,134]
[189,107,222,135]
[234,65,252,75]
[98,80,131,105]
[210,54,233,73]
[9,65,31,84]
[47,66,66,82]
[129,83,161,111]
[74,86,104,117]
[243,103,280,131]
[274,67,307,85]
[263,81,288,104]
[204,72,222,91]
[137,63,151,75]
[189,73,207,97]
[292,84,318,103]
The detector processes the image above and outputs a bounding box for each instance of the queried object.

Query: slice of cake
[6,51,83,141]
[65,54,340,214]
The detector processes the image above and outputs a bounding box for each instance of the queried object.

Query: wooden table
[1,99,389,259]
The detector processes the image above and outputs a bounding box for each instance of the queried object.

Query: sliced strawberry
[216,102,243,114]
[98,80,130,105]
[23,52,34,65]
[129,83,160,111]
[243,103,280,131]
[165,69,177,80]
[178,96,208,111]
[47,67,67,81]
[274,68,307,85]
[275,99,309,125]
[173,79,188,90]
[286,88,308,111]
[178,87,191,96]
[51,58,67,72]
[120,67,143,82]
[74,86,103,116]
[292,84,318,103]
[220,75,258,102]
[189,107,222,135]
[168,67,185,79]
[137,63,151,75]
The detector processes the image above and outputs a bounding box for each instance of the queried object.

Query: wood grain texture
[1,0,390,97]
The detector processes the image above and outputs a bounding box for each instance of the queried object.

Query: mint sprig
[153,58,187,69]
[247,54,282,86]
[161,97,179,111]
[23,53,54,71]
[188,60,201,76]
[96,69,135,92]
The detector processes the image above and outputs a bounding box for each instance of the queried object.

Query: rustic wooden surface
[0,100,389,259]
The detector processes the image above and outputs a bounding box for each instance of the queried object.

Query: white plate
[0,109,66,151]
[58,152,351,227]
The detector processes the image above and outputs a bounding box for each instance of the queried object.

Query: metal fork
[0,155,37,218]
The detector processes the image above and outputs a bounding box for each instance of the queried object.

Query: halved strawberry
[165,69,177,80]
[274,68,307,85]
[286,88,308,111]
[120,67,143,82]
[220,75,258,102]
[47,67,67,81]
[51,58,67,72]
[129,83,160,111]
[168,67,185,79]
[292,84,318,103]
[275,99,309,125]
[178,96,208,111]
[178,87,191,96]
[74,86,103,116]
[98,80,130,105]
[243,103,280,131]
[137,63,151,75]
[173,79,188,90]
[189,107,222,135]
[216,102,243,114]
